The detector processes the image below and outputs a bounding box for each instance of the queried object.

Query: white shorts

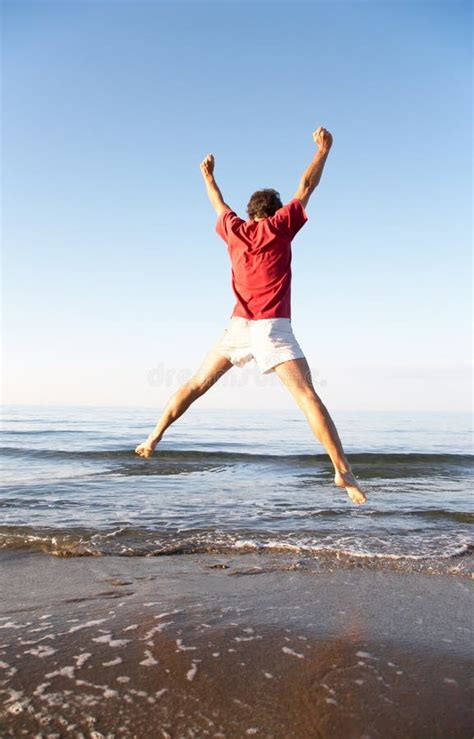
[212,317,306,374]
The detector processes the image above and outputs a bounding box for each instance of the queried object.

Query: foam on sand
[0,551,472,738]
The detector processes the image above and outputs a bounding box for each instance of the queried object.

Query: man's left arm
[200,153,232,216]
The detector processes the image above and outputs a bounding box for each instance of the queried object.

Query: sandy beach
[0,550,472,738]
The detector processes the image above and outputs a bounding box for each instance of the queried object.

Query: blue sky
[3,0,472,411]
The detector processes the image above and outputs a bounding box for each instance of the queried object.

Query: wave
[0,498,472,524]
[1,429,82,435]
[1,447,472,467]
[0,525,471,578]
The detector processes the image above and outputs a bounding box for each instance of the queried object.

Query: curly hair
[246,189,283,220]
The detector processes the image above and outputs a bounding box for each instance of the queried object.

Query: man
[135,126,367,505]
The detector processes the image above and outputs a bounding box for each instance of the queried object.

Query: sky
[2,0,472,412]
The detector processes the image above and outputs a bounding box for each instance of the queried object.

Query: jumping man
[135,126,367,505]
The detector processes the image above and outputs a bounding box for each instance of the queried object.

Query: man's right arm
[294,126,333,209]
[200,153,233,217]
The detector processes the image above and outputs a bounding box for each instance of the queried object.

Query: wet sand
[0,551,472,738]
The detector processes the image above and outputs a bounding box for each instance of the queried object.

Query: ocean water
[1,405,472,575]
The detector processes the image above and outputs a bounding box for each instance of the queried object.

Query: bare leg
[274,358,367,504]
[135,349,233,458]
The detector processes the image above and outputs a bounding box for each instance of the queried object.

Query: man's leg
[135,349,233,458]
[273,357,367,504]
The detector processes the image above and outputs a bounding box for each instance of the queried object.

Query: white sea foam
[186,662,198,681]
[68,618,108,633]
[102,657,122,667]
[154,609,183,619]
[73,652,92,668]
[356,651,378,660]
[176,638,197,651]
[140,650,158,666]
[45,665,75,679]
[282,647,304,659]
[228,532,473,563]
[142,625,171,641]
[4,689,25,705]
[20,634,55,645]
[151,620,174,633]
[92,634,130,648]
[0,621,28,630]
[24,645,56,658]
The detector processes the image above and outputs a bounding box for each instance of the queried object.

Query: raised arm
[294,127,333,209]
[200,153,232,216]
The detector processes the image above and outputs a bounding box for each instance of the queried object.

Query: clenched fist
[313,127,333,152]
[200,153,215,179]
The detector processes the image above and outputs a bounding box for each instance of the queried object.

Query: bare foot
[334,469,367,505]
[134,438,158,459]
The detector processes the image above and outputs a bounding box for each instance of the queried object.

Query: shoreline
[1,528,472,577]
[1,552,473,737]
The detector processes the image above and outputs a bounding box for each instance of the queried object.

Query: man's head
[247,189,283,221]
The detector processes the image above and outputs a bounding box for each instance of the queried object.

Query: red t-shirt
[215,198,308,320]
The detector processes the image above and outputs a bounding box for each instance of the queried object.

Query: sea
[1,405,472,576]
